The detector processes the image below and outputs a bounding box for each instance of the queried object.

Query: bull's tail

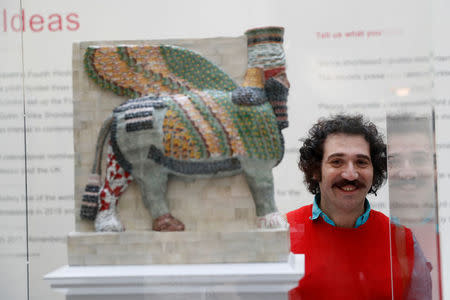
[80,115,113,220]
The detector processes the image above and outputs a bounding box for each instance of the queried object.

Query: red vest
[287,205,414,300]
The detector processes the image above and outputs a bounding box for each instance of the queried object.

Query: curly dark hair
[299,114,387,195]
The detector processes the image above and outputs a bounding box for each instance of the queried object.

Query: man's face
[318,133,374,214]
[388,132,434,224]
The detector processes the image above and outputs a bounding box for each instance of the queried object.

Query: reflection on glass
[388,114,435,226]
[387,112,441,300]
[0,0,28,299]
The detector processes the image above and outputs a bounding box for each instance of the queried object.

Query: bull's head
[245,26,290,130]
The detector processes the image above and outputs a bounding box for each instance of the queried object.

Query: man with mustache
[287,115,431,300]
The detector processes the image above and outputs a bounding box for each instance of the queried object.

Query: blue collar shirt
[311,193,371,228]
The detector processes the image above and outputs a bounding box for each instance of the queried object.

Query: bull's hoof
[256,212,289,229]
[95,209,125,232]
[153,213,185,231]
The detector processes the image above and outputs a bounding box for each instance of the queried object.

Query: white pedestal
[45,253,304,300]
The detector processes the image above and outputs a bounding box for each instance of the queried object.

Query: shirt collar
[311,193,371,228]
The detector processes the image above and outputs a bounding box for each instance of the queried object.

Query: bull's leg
[138,169,184,231]
[95,144,133,232]
[241,160,288,229]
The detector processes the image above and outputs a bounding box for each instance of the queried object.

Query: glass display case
[1,0,449,299]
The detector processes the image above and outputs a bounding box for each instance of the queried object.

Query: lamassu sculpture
[79,27,290,232]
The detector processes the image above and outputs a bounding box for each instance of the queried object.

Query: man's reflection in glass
[387,114,441,299]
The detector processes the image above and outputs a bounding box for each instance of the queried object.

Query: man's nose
[392,160,417,180]
[397,165,417,180]
[342,163,359,181]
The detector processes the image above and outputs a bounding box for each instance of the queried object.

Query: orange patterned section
[92,46,194,96]
[126,47,171,94]
[127,46,193,93]
[163,108,202,160]
[197,91,246,156]
[172,95,223,157]
[129,46,169,74]
[93,48,151,95]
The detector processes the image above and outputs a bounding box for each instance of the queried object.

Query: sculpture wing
[84,45,238,98]
[158,45,237,92]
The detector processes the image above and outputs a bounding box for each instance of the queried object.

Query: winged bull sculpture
[79,27,291,232]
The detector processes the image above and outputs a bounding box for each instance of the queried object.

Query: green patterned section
[186,91,231,156]
[235,103,281,160]
[84,47,141,98]
[164,96,207,158]
[160,45,238,92]
[245,27,284,38]
[259,106,282,158]
[116,46,190,94]
[117,46,136,68]
[206,90,282,160]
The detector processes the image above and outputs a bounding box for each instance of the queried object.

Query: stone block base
[68,230,289,265]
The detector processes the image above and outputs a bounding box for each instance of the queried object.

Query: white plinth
[45,253,304,300]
